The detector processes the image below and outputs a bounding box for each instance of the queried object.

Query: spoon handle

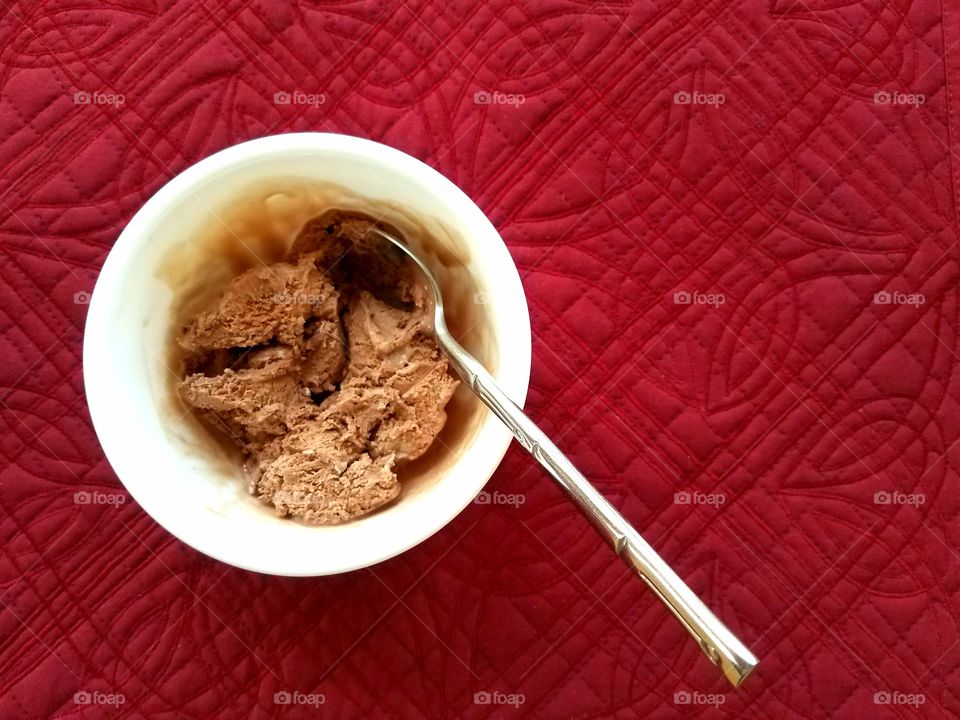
[439,335,758,687]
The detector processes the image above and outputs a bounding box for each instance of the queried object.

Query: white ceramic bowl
[83,133,531,576]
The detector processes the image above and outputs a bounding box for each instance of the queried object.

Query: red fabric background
[1,1,958,718]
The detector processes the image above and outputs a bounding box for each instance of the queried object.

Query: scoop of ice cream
[374,359,458,461]
[179,362,314,443]
[291,212,430,307]
[258,450,399,525]
[343,292,458,460]
[177,216,459,525]
[180,255,339,352]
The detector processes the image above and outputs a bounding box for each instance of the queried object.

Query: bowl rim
[83,132,532,575]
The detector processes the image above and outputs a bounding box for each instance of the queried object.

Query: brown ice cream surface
[178,214,459,525]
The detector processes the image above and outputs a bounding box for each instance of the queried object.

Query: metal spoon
[369,226,758,687]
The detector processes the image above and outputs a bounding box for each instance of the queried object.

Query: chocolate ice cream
[177,214,459,525]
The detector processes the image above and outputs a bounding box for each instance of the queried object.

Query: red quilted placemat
[2,2,959,718]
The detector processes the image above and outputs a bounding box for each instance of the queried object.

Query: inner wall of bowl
[110,145,519,569]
